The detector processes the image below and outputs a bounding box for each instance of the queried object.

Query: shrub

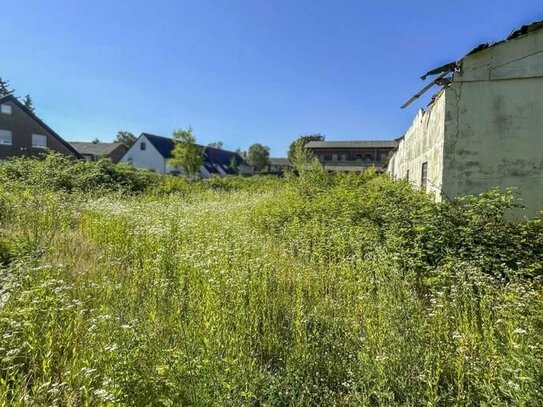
[0,153,160,194]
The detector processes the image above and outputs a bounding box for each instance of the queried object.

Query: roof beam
[400,71,450,109]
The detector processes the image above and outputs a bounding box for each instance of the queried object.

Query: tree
[207,141,223,149]
[114,131,137,149]
[247,143,270,172]
[92,138,100,144]
[168,127,204,177]
[229,156,239,173]
[22,95,35,113]
[290,139,323,175]
[0,78,14,97]
[287,133,325,163]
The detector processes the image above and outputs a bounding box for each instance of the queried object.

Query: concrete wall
[442,28,543,216]
[120,135,166,173]
[389,28,543,216]
[387,91,447,198]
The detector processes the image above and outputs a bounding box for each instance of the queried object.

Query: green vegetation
[114,131,137,149]
[247,143,271,172]
[169,127,204,177]
[287,133,325,163]
[0,155,542,406]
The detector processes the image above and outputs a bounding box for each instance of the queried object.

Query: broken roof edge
[420,18,543,82]
[404,19,543,109]
[420,61,457,81]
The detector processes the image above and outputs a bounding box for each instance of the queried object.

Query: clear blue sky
[2,1,542,155]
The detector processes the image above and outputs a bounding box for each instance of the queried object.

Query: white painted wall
[120,135,251,180]
[120,135,166,173]
[387,91,446,199]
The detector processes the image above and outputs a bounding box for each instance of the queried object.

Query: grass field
[0,156,542,406]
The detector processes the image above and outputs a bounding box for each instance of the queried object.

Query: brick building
[305,140,397,172]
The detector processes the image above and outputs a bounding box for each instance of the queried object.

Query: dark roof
[0,95,83,158]
[204,145,244,167]
[305,140,398,149]
[203,163,220,174]
[142,133,175,158]
[269,157,291,166]
[69,142,124,156]
[139,133,245,167]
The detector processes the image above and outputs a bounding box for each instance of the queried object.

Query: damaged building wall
[442,27,543,216]
[389,24,543,216]
[387,91,446,199]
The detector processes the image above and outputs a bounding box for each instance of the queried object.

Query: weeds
[0,158,541,405]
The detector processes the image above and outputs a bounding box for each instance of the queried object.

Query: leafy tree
[92,138,100,144]
[207,141,224,149]
[229,156,239,173]
[22,95,35,113]
[114,131,137,149]
[287,133,325,163]
[290,139,322,175]
[0,77,14,97]
[247,143,270,172]
[169,127,204,177]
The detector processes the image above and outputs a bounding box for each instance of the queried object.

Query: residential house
[387,20,543,216]
[120,133,253,177]
[305,140,397,172]
[0,95,82,160]
[70,141,127,163]
[265,157,292,175]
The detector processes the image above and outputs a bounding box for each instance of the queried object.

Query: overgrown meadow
[0,155,542,406]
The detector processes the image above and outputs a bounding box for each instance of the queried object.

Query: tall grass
[0,157,542,406]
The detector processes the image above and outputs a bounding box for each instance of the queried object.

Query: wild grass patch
[0,159,541,405]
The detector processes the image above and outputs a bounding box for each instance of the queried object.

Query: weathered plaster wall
[389,28,543,216]
[442,29,543,216]
[387,92,446,198]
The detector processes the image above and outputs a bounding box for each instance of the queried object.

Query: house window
[0,104,12,115]
[140,142,146,151]
[421,162,428,192]
[332,154,338,162]
[0,129,12,145]
[340,154,347,162]
[32,134,47,148]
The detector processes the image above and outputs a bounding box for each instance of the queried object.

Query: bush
[0,153,161,194]
[1,160,542,405]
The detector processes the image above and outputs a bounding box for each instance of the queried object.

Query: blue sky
[2,1,542,155]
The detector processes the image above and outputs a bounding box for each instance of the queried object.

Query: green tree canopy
[247,143,270,172]
[114,131,137,149]
[169,127,204,177]
[0,77,15,97]
[22,95,35,113]
[287,134,325,163]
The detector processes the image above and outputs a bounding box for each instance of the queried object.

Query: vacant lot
[0,157,542,406]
